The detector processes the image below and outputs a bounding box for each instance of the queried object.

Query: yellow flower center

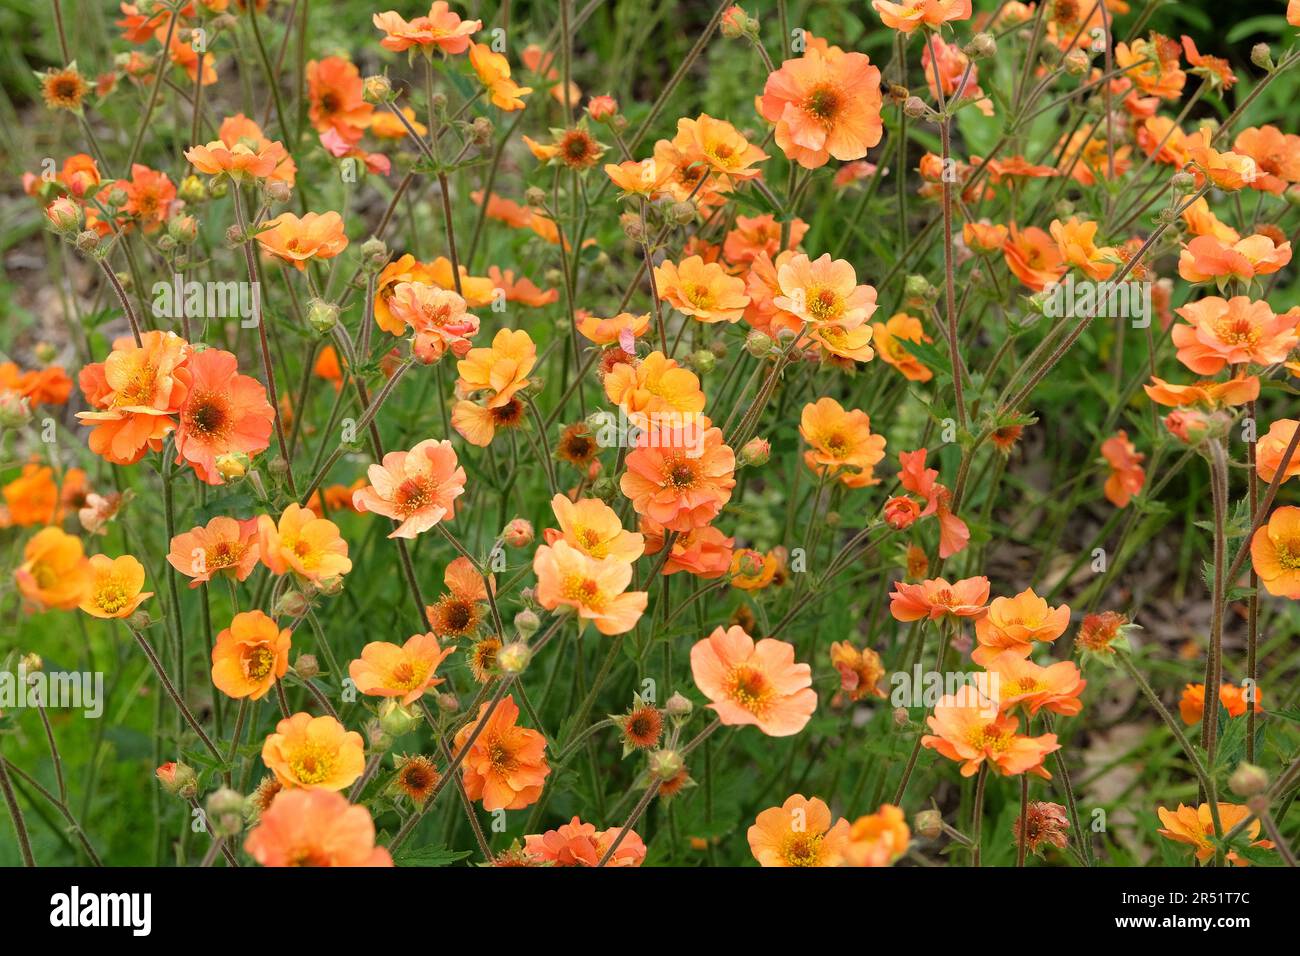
[966,724,1013,753]
[804,85,841,122]
[93,577,132,615]
[726,664,773,717]
[561,573,604,611]
[780,830,825,867]
[1213,316,1261,348]
[288,742,336,786]
[244,645,276,681]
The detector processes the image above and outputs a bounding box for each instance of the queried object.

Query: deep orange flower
[533,540,648,635]
[307,56,372,144]
[353,439,466,539]
[487,267,557,307]
[799,397,886,487]
[454,694,550,811]
[1172,297,1299,374]
[1251,506,1300,598]
[245,789,392,866]
[963,220,1008,252]
[0,362,73,407]
[122,164,175,233]
[723,214,807,269]
[748,794,850,867]
[258,503,352,584]
[1075,611,1131,657]
[1115,34,1185,100]
[690,625,816,736]
[77,330,191,466]
[655,255,750,324]
[972,588,1071,665]
[621,416,735,532]
[14,526,91,611]
[255,211,348,271]
[843,803,910,867]
[890,576,990,622]
[373,3,480,55]
[425,556,492,638]
[211,609,291,701]
[730,548,779,591]
[174,349,274,485]
[1180,35,1236,90]
[1178,683,1263,725]
[469,43,532,111]
[1156,803,1272,866]
[759,46,882,169]
[262,712,366,791]
[922,691,1059,778]
[524,817,646,867]
[3,464,58,527]
[349,632,454,706]
[167,516,260,588]
[1101,430,1145,507]
[1004,224,1066,291]
[80,554,152,619]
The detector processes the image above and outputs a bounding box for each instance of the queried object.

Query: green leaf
[392,845,473,867]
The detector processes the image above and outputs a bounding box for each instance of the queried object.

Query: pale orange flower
[748,794,850,867]
[1101,430,1145,508]
[890,576,990,622]
[843,803,910,867]
[672,113,767,182]
[80,554,152,619]
[872,312,932,381]
[258,503,353,584]
[922,691,1059,778]
[245,789,392,866]
[690,625,817,736]
[774,252,877,331]
[469,43,531,110]
[1172,297,1299,374]
[255,211,348,271]
[262,713,366,791]
[602,350,706,428]
[1257,419,1300,485]
[985,652,1087,717]
[14,526,91,611]
[186,127,292,182]
[1156,803,1272,865]
[370,107,427,140]
[211,609,291,701]
[655,255,750,324]
[1251,506,1300,598]
[353,439,467,538]
[454,694,550,811]
[349,632,454,705]
[1178,234,1292,284]
[524,817,646,867]
[543,493,644,562]
[799,397,887,487]
[972,588,1071,665]
[386,282,480,362]
[487,267,557,307]
[1233,125,1300,194]
[758,46,883,169]
[167,516,260,588]
[620,416,735,532]
[372,3,480,55]
[1187,143,1259,191]
[533,540,648,635]
[576,311,650,345]
[872,0,971,33]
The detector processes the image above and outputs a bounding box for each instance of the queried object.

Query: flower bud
[664,691,693,719]
[1251,43,1274,72]
[214,452,249,481]
[883,495,921,530]
[914,809,943,839]
[514,608,541,636]
[273,589,311,619]
[74,229,101,255]
[44,196,82,234]
[363,74,392,102]
[744,329,773,358]
[1063,49,1090,75]
[620,212,646,242]
[306,298,340,334]
[293,654,319,679]
[586,94,618,122]
[470,116,494,145]
[739,436,770,467]
[263,179,291,204]
[1170,170,1196,194]
[1229,762,1269,797]
[156,761,199,799]
[503,518,534,548]
[179,174,208,203]
[892,706,910,728]
[965,32,997,60]
[20,652,42,674]
[497,640,532,675]
[669,201,697,225]
[167,214,198,244]
[0,392,32,429]
[689,349,715,373]
[903,96,929,119]
[127,610,152,630]
[437,691,460,713]
[524,186,546,207]
[206,787,246,838]
[648,748,684,780]
[378,699,421,737]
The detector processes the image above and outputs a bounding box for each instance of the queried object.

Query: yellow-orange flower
[454,694,550,811]
[76,330,190,466]
[655,255,750,324]
[759,46,883,169]
[258,503,352,584]
[1251,506,1300,598]
[872,312,932,381]
[14,526,91,611]
[455,328,535,408]
[1050,217,1117,281]
[690,625,816,736]
[671,113,767,182]
[245,789,392,866]
[972,588,1071,665]
[1156,803,1272,865]
[829,640,886,702]
[602,350,706,428]
[349,632,455,706]
[922,691,1059,778]
[255,211,349,271]
[843,803,910,866]
[211,609,291,701]
[748,794,850,867]
[799,397,886,487]
[1178,683,1263,725]
[985,652,1086,717]
[3,464,58,527]
[543,493,644,562]
[533,540,648,635]
[262,712,366,791]
[80,554,152,619]
[469,43,532,110]
[1257,419,1300,484]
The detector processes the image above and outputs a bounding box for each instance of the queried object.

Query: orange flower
[1233,125,1300,194]
[167,516,260,588]
[211,610,291,701]
[655,255,750,324]
[774,252,877,330]
[14,527,91,611]
[890,576,990,622]
[258,503,352,584]
[672,113,767,182]
[799,397,887,487]
[426,556,492,637]
[972,588,1071,665]
[455,328,535,408]
[3,464,58,526]
[748,794,850,867]
[963,220,1008,252]
[524,817,646,867]
[213,114,296,185]
[1172,297,1299,374]
[872,312,932,382]
[262,712,366,791]
[1180,35,1236,90]
[1143,374,1259,409]
[1257,419,1300,485]
[373,3,480,55]
[843,803,910,867]
[758,46,883,169]
[352,439,466,539]
[603,157,674,197]
[1075,611,1131,657]
[872,0,971,33]
[730,548,779,591]
[1178,234,1292,284]
[1251,506,1300,598]
[386,282,480,362]
[690,625,817,736]
[1178,683,1263,725]
[255,211,349,271]
[0,362,73,407]
[1115,34,1185,100]
[307,56,372,144]
[576,311,650,345]
[487,267,557,307]
[543,493,644,562]
[524,127,607,170]
[186,127,292,182]
[174,349,274,485]
[1101,430,1145,507]
[602,350,706,428]
[77,330,191,466]
[621,416,735,532]
[1003,224,1066,291]
[349,632,455,706]
[1187,143,1259,191]
[1050,217,1117,281]
[454,694,550,811]
[469,43,532,111]
[450,394,525,447]
[245,789,392,866]
[830,640,886,702]
[723,214,807,269]
[922,691,1059,778]
[80,554,152,619]
[985,652,1086,717]
[370,107,427,140]
[1156,803,1272,865]
[1181,196,1240,243]
[533,540,648,635]
[122,164,175,232]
